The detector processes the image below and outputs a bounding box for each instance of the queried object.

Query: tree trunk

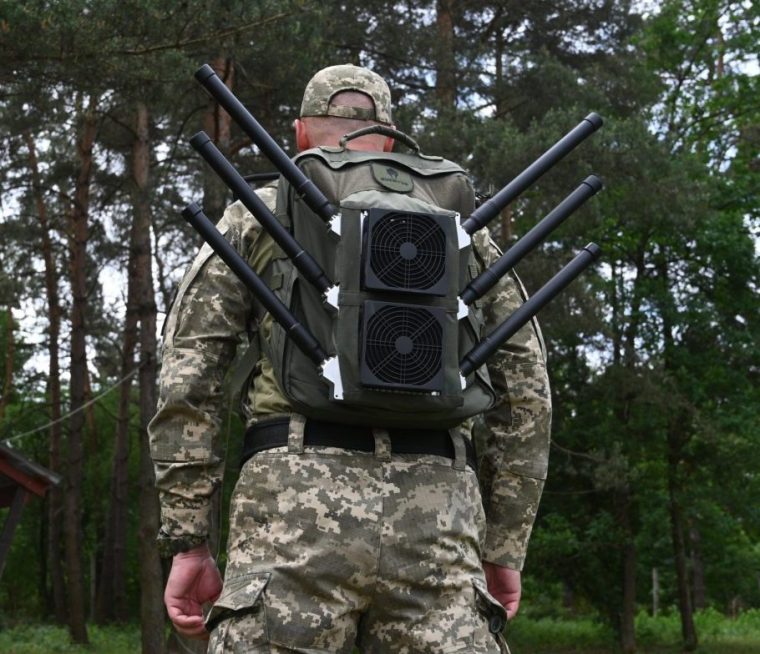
[689,522,707,610]
[95,243,139,624]
[83,367,99,452]
[494,26,503,116]
[0,307,15,420]
[621,540,637,652]
[202,57,234,223]
[667,457,698,650]
[610,262,621,367]
[24,129,67,623]
[615,490,637,654]
[659,256,698,651]
[652,568,660,616]
[64,94,98,645]
[623,248,647,369]
[611,256,644,653]
[131,101,166,654]
[435,0,457,112]
[95,107,147,618]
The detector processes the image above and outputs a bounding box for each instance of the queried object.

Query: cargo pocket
[472,578,511,654]
[206,572,271,653]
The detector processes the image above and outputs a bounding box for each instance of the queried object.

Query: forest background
[0,1,757,653]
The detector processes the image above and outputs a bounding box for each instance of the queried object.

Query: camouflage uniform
[150,65,551,653]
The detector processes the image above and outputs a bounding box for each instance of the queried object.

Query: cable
[2,364,143,445]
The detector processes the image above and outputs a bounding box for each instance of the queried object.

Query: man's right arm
[149,197,274,557]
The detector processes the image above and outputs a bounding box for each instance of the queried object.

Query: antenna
[195,63,337,221]
[190,131,332,295]
[184,64,606,402]
[462,113,603,235]
[460,244,602,376]
[461,175,603,305]
[182,202,328,365]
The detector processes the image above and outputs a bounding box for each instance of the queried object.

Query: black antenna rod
[182,202,327,365]
[195,63,337,221]
[460,243,601,376]
[462,113,603,235]
[461,175,603,305]
[190,131,332,294]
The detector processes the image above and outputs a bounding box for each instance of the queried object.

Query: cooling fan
[360,301,445,392]
[363,209,450,296]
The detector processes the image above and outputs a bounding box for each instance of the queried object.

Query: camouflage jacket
[149,185,552,570]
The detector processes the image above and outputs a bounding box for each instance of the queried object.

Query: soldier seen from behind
[149,64,552,653]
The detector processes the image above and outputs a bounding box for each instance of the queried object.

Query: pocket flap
[472,577,508,634]
[205,572,271,631]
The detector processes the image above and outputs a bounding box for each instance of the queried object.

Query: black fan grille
[368,212,447,290]
[364,305,443,387]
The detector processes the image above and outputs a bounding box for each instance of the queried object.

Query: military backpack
[260,130,498,428]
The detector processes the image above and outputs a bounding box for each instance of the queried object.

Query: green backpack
[261,135,497,428]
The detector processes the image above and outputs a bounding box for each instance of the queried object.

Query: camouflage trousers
[206,417,509,653]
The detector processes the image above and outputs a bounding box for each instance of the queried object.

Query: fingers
[177,624,209,640]
[167,604,209,640]
[489,587,520,619]
[503,598,520,620]
[165,600,201,624]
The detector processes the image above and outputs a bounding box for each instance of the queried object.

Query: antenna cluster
[183,64,604,400]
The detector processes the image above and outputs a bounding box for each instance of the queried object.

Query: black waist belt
[241,417,477,471]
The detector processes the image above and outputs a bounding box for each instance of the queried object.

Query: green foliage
[525,2,759,642]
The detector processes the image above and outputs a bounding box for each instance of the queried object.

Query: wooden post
[0,486,28,580]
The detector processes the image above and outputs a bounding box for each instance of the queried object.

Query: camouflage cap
[300,64,392,125]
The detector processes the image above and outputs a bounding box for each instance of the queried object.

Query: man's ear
[295,118,311,152]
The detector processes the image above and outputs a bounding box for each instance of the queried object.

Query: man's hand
[483,561,521,620]
[164,543,223,639]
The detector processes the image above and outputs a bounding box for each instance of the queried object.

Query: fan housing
[360,300,445,392]
[362,209,450,296]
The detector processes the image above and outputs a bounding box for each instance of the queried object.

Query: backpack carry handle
[339,126,420,153]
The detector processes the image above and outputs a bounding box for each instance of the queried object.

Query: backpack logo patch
[371,163,414,193]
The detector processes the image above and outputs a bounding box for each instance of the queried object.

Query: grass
[508,608,760,653]
[508,614,614,652]
[0,624,140,654]
[0,610,758,653]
